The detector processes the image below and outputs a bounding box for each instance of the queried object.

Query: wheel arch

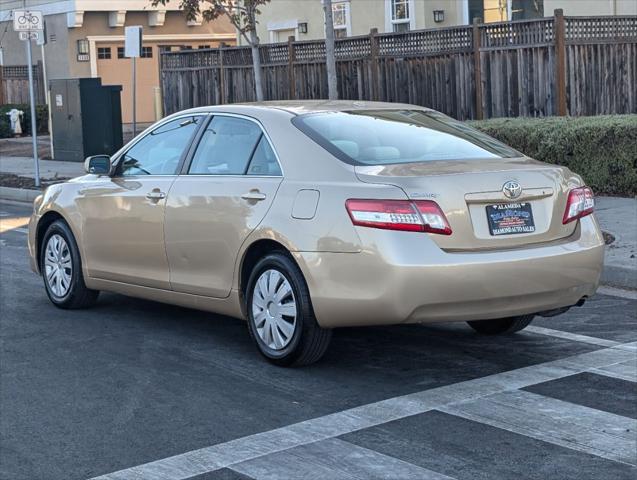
[35,210,77,273]
[237,238,309,316]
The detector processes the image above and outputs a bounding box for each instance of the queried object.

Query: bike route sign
[13,10,44,32]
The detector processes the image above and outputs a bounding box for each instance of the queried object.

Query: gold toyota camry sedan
[28,101,604,366]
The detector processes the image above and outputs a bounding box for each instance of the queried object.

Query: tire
[467,315,534,335]
[246,252,332,366]
[40,220,99,309]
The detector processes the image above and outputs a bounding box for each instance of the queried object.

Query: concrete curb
[600,265,637,291]
[0,186,41,203]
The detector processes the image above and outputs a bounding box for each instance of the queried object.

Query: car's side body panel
[164,175,283,298]
[75,176,177,289]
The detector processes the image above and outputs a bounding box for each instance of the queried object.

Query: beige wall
[242,0,466,45]
[96,41,224,124]
[245,0,635,45]
[1,8,234,122]
[545,0,637,16]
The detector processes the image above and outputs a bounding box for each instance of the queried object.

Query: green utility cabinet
[50,78,123,162]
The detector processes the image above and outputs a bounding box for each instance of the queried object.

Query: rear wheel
[246,252,332,366]
[467,315,534,335]
[41,220,99,309]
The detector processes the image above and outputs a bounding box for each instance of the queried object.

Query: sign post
[37,20,54,159]
[125,26,142,137]
[14,9,43,187]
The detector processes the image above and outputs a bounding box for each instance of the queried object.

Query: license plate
[486,202,535,236]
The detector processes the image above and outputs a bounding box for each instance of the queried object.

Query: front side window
[141,46,153,58]
[189,116,262,175]
[119,116,202,176]
[293,110,520,166]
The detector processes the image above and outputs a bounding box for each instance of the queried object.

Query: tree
[323,0,338,100]
[152,0,269,101]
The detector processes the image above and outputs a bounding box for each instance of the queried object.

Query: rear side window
[189,116,262,175]
[247,137,282,176]
[292,110,520,165]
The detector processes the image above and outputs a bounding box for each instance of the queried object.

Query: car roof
[177,100,434,117]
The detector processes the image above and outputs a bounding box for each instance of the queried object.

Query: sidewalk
[0,156,84,179]
[0,155,635,289]
[595,196,637,289]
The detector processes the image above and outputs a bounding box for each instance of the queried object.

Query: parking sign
[13,10,44,32]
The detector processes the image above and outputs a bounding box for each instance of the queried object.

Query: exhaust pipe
[537,296,587,318]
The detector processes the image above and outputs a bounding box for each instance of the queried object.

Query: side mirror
[85,155,111,175]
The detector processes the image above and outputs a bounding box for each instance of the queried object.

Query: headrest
[331,140,359,159]
[360,146,400,162]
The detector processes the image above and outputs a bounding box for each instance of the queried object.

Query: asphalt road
[1,200,636,480]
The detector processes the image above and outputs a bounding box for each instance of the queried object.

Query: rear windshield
[292,110,520,165]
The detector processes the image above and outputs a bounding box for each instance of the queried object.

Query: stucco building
[0,0,235,123]
[243,0,637,44]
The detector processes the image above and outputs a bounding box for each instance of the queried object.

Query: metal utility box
[50,78,123,162]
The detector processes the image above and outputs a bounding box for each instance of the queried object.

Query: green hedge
[469,115,637,196]
[0,104,49,138]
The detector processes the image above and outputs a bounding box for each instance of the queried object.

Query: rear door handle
[241,191,267,201]
[146,191,166,201]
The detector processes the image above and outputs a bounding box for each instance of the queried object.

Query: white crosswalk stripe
[590,359,637,382]
[440,390,637,465]
[525,325,621,347]
[232,438,455,480]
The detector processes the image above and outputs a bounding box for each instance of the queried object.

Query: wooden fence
[0,63,45,106]
[160,10,637,120]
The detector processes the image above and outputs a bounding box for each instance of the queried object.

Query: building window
[159,45,174,53]
[117,47,125,59]
[388,0,412,32]
[198,45,211,49]
[180,45,193,50]
[332,2,350,38]
[141,46,153,58]
[97,47,111,59]
[511,0,543,20]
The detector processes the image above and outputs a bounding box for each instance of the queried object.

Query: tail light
[345,199,452,235]
[563,187,594,224]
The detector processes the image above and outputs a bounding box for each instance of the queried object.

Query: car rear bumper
[295,216,604,328]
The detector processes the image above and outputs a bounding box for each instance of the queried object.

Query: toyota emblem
[503,181,522,199]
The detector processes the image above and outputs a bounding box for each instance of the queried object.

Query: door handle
[241,191,267,202]
[146,191,166,201]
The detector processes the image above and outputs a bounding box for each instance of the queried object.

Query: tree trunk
[249,29,264,102]
[323,0,338,100]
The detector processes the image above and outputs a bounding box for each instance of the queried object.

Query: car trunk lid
[355,157,581,251]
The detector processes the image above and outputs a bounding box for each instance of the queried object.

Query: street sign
[36,20,47,46]
[18,31,40,42]
[125,26,143,136]
[125,26,142,58]
[13,10,44,32]
[14,11,43,187]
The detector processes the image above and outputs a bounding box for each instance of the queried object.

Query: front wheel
[246,252,332,366]
[467,315,534,335]
[41,220,99,309]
